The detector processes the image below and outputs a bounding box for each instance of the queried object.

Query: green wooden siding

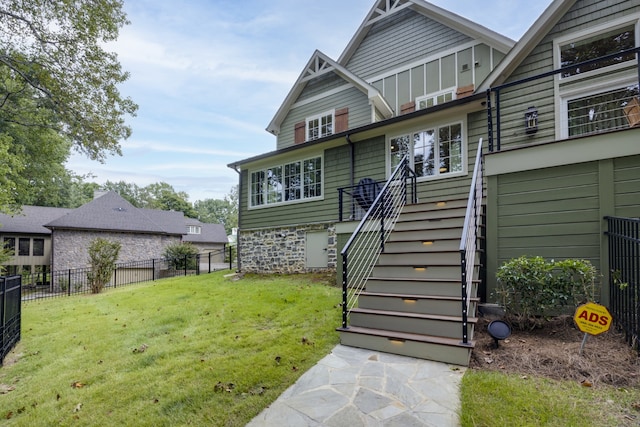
[240,137,386,230]
[346,8,472,80]
[614,154,640,218]
[277,86,371,149]
[495,0,640,151]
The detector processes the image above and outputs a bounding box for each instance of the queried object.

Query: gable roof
[266,50,394,135]
[182,218,228,244]
[45,191,184,235]
[0,206,73,235]
[478,0,576,91]
[339,0,515,66]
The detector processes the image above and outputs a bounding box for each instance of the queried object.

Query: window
[18,238,30,256]
[567,85,640,137]
[416,91,454,110]
[560,25,635,78]
[306,111,333,141]
[250,156,323,207]
[33,238,44,256]
[187,226,201,235]
[3,237,15,252]
[556,16,640,138]
[390,123,463,178]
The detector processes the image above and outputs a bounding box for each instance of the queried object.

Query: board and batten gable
[492,0,640,151]
[345,8,472,79]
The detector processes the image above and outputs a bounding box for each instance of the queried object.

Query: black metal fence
[605,216,639,353]
[22,247,235,302]
[1,276,21,365]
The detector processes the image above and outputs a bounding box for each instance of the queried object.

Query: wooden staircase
[338,198,480,366]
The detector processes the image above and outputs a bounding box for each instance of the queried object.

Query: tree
[87,238,121,294]
[163,242,198,271]
[0,0,137,163]
[193,186,238,234]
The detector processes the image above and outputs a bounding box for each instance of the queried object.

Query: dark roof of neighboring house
[0,206,73,235]
[45,191,184,235]
[182,218,228,244]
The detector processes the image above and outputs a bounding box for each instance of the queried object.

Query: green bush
[163,242,199,270]
[87,238,121,293]
[495,256,598,330]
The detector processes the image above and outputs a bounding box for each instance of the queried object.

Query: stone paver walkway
[247,345,466,426]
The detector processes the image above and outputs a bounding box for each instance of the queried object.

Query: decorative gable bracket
[367,0,412,26]
[302,56,333,83]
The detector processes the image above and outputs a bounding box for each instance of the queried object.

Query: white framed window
[306,110,334,141]
[389,121,465,179]
[187,225,201,235]
[250,155,323,208]
[416,89,455,110]
[554,15,640,138]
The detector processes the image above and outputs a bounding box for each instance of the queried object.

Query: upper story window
[250,156,323,208]
[416,90,454,110]
[3,237,15,253]
[389,122,464,178]
[306,111,334,141]
[187,225,201,235]
[555,16,640,138]
[18,238,30,256]
[560,25,636,78]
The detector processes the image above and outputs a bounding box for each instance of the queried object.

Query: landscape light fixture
[487,320,512,348]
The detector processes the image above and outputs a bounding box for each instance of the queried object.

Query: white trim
[386,118,467,181]
[248,154,325,210]
[553,15,640,139]
[306,109,335,141]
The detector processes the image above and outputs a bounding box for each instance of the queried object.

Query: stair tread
[360,291,480,302]
[368,277,480,283]
[337,326,475,348]
[351,307,478,323]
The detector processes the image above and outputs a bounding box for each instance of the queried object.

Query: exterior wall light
[525,106,538,134]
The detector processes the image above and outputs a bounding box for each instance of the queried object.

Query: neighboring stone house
[182,218,228,263]
[0,191,228,272]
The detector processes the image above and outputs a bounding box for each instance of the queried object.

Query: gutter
[231,165,242,273]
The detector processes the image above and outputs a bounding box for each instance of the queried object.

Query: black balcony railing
[605,216,640,353]
[487,47,640,152]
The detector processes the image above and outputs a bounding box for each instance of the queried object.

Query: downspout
[347,135,355,220]
[231,165,242,272]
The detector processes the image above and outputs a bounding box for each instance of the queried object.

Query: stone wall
[52,230,181,271]
[239,223,337,274]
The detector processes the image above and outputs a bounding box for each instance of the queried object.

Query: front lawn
[0,272,341,426]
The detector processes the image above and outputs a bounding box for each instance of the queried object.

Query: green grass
[0,271,341,426]
[460,370,640,427]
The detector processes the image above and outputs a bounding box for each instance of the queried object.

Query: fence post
[68,269,71,296]
[228,246,232,270]
[184,255,188,276]
[114,267,117,288]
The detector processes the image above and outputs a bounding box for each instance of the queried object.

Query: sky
[66,0,554,203]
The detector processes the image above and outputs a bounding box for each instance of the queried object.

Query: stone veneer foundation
[239,223,337,274]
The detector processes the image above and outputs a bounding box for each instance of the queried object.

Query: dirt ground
[470,315,640,388]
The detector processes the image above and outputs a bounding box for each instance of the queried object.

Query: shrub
[87,238,121,293]
[495,256,598,330]
[163,242,199,271]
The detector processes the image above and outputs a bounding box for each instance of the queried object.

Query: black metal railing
[487,47,640,152]
[0,275,21,365]
[21,248,235,301]
[459,138,484,345]
[338,180,383,222]
[605,216,639,353]
[340,155,417,328]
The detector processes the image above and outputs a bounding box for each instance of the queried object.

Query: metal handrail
[487,46,640,152]
[459,138,484,345]
[340,155,417,328]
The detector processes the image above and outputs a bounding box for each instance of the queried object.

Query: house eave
[229,92,485,169]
